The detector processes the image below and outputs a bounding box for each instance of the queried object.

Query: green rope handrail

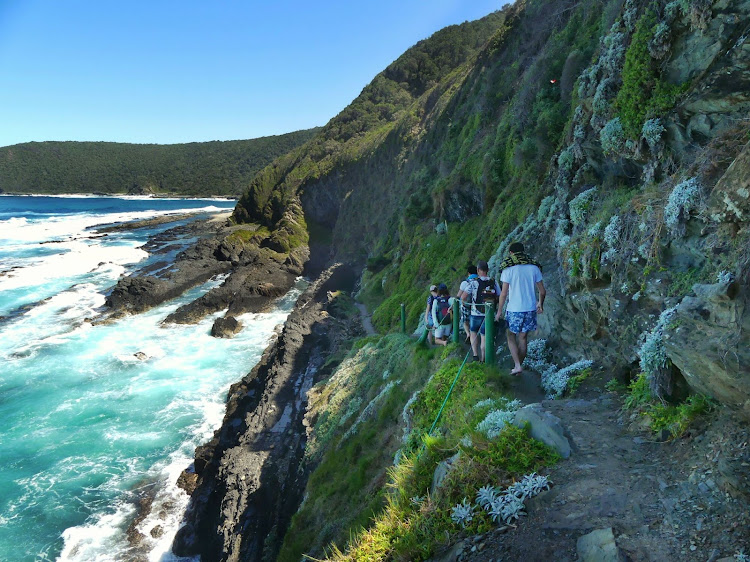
[426,349,473,437]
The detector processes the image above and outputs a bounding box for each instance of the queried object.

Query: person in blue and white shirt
[494,242,546,375]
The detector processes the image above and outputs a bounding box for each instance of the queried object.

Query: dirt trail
[453,380,750,562]
[356,303,377,336]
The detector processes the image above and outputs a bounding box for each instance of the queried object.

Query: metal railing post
[452,297,460,344]
[485,302,495,364]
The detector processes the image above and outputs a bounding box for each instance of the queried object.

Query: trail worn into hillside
[448,384,750,562]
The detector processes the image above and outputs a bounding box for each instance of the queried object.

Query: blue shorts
[469,315,486,335]
[506,310,537,334]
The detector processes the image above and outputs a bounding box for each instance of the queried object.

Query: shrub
[642,118,666,152]
[615,9,684,138]
[664,177,701,236]
[638,306,677,398]
[600,117,626,155]
[603,214,622,248]
[648,22,672,60]
[623,0,638,32]
[569,187,598,228]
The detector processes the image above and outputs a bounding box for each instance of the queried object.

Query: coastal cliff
[171,0,750,559]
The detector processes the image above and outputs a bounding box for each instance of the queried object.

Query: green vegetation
[278,336,557,561]
[0,129,318,197]
[567,367,594,394]
[232,11,510,228]
[615,8,685,138]
[622,373,713,439]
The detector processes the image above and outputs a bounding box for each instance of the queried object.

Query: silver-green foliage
[664,177,701,236]
[600,117,626,155]
[569,187,598,228]
[638,306,677,398]
[642,118,666,151]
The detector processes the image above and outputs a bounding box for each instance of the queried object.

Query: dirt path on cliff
[356,303,377,336]
[451,381,750,562]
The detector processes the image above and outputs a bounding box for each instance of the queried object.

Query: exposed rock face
[669,0,750,148]
[664,282,750,419]
[709,140,750,223]
[172,263,360,562]
[105,222,232,316]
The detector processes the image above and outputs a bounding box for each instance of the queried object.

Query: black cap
[438,283,447,291]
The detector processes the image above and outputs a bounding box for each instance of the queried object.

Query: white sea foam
[58,502,137,561]
[0,240,146,292]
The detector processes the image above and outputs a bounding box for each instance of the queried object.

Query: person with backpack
[456,265,478,344]
[431,284,453,346]
[494,242,545,375]
[424,284,438,345]
[465,260,501,361]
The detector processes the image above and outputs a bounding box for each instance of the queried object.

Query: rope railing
[399,298,498,448]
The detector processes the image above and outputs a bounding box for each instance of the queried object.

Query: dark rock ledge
[173,262,361,561]
[103,216,308,333]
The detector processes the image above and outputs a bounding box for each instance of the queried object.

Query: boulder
[211,316,243,338]
[431,453,461,497]
[513,403,571,459]
[663,284,750,419]
[576,528,622,562]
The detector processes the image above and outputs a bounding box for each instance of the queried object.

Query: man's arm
[495,282,509,322]
[536,280,546,314]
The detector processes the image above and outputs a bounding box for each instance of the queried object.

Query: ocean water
[0,196,306,561]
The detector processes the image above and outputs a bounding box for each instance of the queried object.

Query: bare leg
[517,331,529,365]
[507,329,523,374]
[470,330,480,358]
[463,322,470,342]
[479,333,486,361]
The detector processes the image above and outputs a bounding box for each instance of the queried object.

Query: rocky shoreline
[103,212,308,337]
[172,262,362,561]
[101,211,362,560]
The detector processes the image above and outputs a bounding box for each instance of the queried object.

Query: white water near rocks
[0,196,306,561]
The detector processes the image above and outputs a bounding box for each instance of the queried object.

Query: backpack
[472,278,499,309]
[435,296,451,325]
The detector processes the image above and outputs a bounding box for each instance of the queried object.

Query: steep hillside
[0,129,318,197]
[179,0,750,560]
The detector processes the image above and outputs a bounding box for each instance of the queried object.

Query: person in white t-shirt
[494,242,546,375]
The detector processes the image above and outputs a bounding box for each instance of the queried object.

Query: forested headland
[0,128,319,197]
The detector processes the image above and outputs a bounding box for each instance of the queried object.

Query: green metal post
[485,302,495,364]
[452,297,460,344]
[400,303,406,334]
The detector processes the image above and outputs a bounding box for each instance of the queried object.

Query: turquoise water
[0,196,305,561]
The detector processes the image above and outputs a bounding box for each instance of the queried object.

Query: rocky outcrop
[211,316,243,338]
[664,281,750,419]
[163,246,307,325]
[105,216,307,332]
[105,221,232,316]
[172,263,361,562]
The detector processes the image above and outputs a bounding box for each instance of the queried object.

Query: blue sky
[0,1,505,147]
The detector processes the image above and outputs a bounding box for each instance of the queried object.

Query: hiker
[494,242,546,375]
[456,265,478,344]
[465,260,501,361]
[425,284,438,344]
[431,284,453,346]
